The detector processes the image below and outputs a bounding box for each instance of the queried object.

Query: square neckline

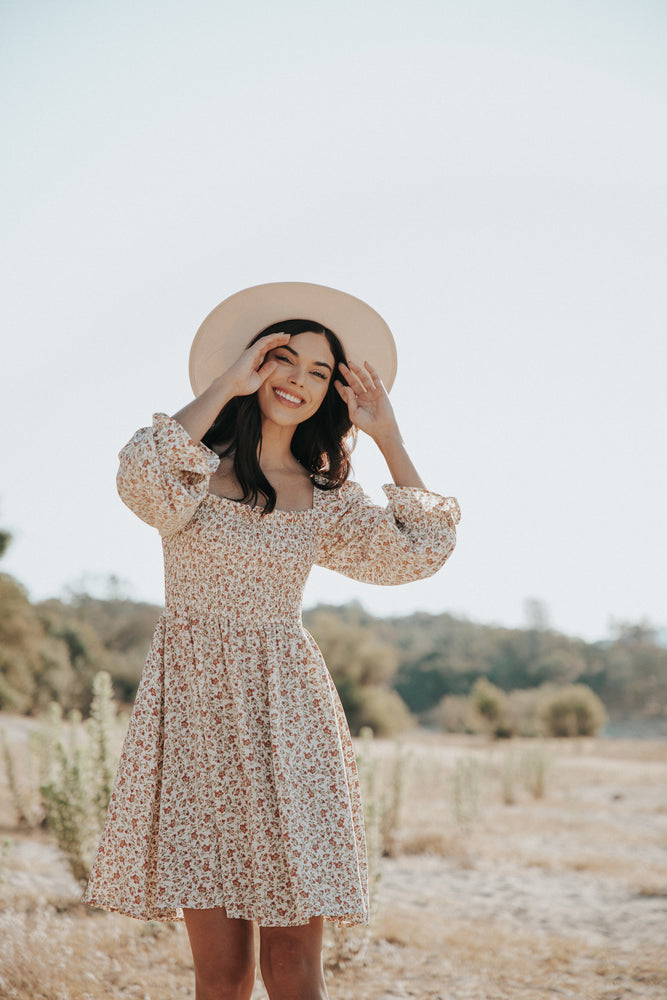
[206,483,322,514]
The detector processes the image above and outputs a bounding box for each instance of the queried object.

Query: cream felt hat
[189,281,397,396]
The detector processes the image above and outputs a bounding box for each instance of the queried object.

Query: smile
[273,387,305,406]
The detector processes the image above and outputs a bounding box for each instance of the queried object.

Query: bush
[39,671,122,882]
[503,688,543,737]
[356,686,414,737]
[428,694,483,734]
[470,677,515,737]
[470,677,505,724]
[539,684,607,737]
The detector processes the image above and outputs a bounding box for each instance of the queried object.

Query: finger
[339,361,370,394]
[251,332,290,369]
[334,379,352,398]
[256,358,279,382]
[252,331,291,358]
[258,331,291,344]
[349,360,376,391]
[364,361,382,386]
[334,380,356,410]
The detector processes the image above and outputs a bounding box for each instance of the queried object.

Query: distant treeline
[1,568,665,735]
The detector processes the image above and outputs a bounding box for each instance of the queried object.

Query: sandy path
[380,853,666,950]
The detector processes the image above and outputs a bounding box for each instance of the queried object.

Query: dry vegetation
[1,718,666,1000]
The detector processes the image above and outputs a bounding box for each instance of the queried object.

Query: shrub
[430,694,485,734]
[0,726,46,827]
[39,671,122,882]
[356,685,414,737]
[539,684,607,737]
[39,705,95,882]
[503,688,543,737]
[470,677,506,725]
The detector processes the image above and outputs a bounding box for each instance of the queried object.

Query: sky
[1,0,665,642]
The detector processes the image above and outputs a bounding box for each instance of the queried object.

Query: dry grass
[1,721,666,999]
[0,905,196,1000]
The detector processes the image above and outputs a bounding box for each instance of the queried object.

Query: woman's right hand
[215,332,292,397]
[172,332,291,445]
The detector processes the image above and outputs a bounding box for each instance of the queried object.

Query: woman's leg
[259,916,329,1000]
[182,907,256,1000]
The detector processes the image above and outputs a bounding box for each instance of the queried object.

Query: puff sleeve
[116,412,220,537]
[315,481,461,585]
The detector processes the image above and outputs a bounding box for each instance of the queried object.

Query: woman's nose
[288,367,306,386]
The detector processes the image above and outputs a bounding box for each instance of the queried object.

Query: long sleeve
[116,412,220,537]
[315,481,461,585]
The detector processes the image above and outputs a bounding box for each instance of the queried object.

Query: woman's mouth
[273,387,305,407]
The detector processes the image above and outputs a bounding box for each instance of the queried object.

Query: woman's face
[256,330,335,427]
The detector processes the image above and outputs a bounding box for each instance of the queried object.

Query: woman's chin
[260,402,313,428]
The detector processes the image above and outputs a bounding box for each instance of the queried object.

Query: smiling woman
[201,318,354,513]
[80,282,461,1000]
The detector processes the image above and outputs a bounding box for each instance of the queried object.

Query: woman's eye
[312,371,327,380]
[275,354,292,363]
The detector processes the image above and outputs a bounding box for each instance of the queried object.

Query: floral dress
[81,413,460,926]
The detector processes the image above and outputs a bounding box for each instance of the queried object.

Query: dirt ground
[1,717,666,999]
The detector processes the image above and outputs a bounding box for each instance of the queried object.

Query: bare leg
[183,907,256,1000]
[259,916,329,1000]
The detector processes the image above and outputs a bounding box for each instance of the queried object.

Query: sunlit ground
[2,722,666,999]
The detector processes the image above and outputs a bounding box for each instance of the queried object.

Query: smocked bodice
[162,495,320,623]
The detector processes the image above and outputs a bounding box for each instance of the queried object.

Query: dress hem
[80,893,370,928]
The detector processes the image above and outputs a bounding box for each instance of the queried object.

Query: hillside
[1,576,665,735]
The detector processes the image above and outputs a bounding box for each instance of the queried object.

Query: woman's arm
[172,331,292,443]
[335,361,425,488]
[171,374,236,445]
[372,430,426,489]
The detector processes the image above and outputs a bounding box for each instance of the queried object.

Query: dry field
[1,717,666,999]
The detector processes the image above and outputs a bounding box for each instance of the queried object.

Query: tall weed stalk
[327,728,407,968]
[450,756,482,831]
[501,748,520,805]
[0,837,13,883]
[39,671,120,883]
[520,744,552,798]
[0,727,46,828]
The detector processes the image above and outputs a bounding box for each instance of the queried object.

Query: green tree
[305,606,406,734]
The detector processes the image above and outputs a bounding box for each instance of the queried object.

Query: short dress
[81,413,460,927]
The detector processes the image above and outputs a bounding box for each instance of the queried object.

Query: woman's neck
[258,417,299,472]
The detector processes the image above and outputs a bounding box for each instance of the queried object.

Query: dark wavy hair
[201,319,355,513]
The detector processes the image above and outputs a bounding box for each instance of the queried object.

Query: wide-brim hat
[189,281,397,396]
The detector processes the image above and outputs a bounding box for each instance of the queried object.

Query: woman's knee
[193,953,255,998]
[262,931,310,978]
[259,920,326,999]
[183,908,255,1000]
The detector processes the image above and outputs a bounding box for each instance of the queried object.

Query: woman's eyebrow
[280,343,333,372]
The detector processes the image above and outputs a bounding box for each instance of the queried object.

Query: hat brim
[189,282,397,396]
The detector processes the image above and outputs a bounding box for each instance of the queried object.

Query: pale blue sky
[1,0,665,640]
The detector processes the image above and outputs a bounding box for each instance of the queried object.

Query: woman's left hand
[334,361,401,443]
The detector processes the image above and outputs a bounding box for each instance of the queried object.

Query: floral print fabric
[81,412,460,926]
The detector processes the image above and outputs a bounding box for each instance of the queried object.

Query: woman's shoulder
[314,477,368,516]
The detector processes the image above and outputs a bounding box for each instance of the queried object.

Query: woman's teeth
[274,388,303,405]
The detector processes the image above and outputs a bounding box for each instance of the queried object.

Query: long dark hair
[202,319,355,513]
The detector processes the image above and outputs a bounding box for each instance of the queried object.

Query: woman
[82,282,461,1000]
